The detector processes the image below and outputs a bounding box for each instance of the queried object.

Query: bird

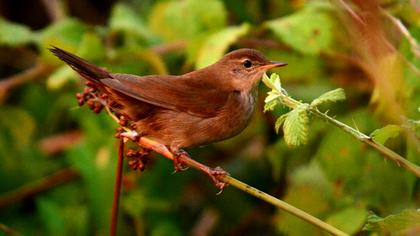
[50,46,286,175]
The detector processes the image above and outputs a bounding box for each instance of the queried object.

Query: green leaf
[264,91,280,112]
[283,104,309,147]
[37,198,66,236]
[77,32,106,60]
[46,66,76,90]
[311,88,346,107]
[196,23,250,68]
[363,209,420,234]
[149,0,226,41]
[275,162,332,235]
[266,3,334,55]
[109,3,155,42]
[370,124,401,145]
[262,73,282,91]
[275,113,288,133]
[0,17,34,46]
[37,18,87,63]
[326,207,368,235]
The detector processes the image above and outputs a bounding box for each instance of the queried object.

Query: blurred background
[0,0,419,235]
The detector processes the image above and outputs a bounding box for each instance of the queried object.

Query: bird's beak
[258,61,288,70]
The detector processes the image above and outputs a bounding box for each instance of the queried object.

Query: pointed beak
[258,61,288,70]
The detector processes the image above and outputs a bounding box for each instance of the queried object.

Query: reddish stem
[110,139,125,236]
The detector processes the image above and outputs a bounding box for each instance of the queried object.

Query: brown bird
[50,47,286,178]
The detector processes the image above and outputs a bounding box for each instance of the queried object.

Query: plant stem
[136,136,348,236]
[276,91,420,178]
[110,139,125,236]
[220,175,348,236]
[0,168,78,209]
[104,96,348,236]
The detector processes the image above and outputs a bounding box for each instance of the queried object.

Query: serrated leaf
[264,99,279,112]
[264,91,280,103]
[370,124,401,145]
[0,17,34,46]
[266,3,334,55]
[283,104,309,147]
[262,73,282,91]
[275,113,288,133]
[311,88,346,107]
[196,23,249,68]
[363,209,420,234]
[262,73,275,89]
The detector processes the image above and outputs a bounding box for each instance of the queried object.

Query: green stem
[137,136,348,236]
[276,91,420,178]
[219,175,348,236]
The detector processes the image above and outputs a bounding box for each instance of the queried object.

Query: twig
[272,90,420,178]
[135,137,348,236]
[99,88,348,236]
[150,41,187,55]
[0,168,78,208]
[110,139,125,236]
[0,63,52,102]
[0,223,21,236]
[40,0,65,22]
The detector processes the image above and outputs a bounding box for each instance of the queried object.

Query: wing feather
[102,73,229,117]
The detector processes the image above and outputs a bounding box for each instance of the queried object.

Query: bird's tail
[49,46,110,82]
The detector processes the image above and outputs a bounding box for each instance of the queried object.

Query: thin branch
[110,139,125,236]
[0,63,52,102]
[150,41,187,55]
[272,89,420,178]
[0,168,78,208]
[135,136,348,236]
[100,87,348,236]
[0,223,21,236]
[40,0,65,22]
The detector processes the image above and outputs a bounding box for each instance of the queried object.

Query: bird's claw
[207,166,228,194]
[171,149,189,173]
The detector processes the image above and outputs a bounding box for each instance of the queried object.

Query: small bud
[85,81,95,87]
[77,99,85,106]
[87,100,95,109]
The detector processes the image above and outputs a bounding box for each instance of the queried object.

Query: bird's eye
[243,59,252,68]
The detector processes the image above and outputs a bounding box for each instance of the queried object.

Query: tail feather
[49,46,110,82]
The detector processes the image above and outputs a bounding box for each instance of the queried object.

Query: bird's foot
[171,149,190,173]
[205,166,229,194]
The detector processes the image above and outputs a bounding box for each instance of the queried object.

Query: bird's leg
[171,147,228,193]
[170,148,189,173]
[139,139,228,192]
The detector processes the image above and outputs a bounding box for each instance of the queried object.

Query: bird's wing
[101,73,229,117]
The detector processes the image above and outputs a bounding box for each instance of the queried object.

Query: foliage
[0,0,419,235]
